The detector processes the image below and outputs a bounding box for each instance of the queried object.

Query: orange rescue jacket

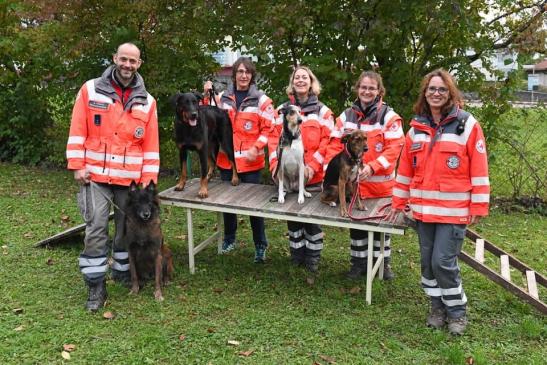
[66,66,159,186]
[217,84,274,173]
[325,99,405,198]
[268,96,334,186]
[391,107,490,224]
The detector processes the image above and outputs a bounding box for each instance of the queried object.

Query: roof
[532,59,547,71]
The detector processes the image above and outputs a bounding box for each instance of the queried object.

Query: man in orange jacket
[66,43,159,311]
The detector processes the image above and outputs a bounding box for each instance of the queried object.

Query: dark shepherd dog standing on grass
[172,92,239,198]
[124,181,173,301]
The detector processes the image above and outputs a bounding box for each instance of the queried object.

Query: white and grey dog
[275,105,311,204]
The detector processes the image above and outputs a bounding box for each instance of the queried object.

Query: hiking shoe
[220,241,236,254]
[447,316,468,335]
[85,280,107,312]
[254,245,267,263]
[426,308,447,329]
[346,264,367,280]
[305,257,320,273]
[111,269,131,288]
[383,263,395,281]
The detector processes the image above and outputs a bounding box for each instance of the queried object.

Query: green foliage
[1,0,546,168]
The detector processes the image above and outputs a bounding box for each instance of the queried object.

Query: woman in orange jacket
[268,66,335,273]
[204,57,274,263]
[387,69,490,335]
[325,71,404,280]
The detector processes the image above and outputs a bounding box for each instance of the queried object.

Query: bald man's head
[112,43,142,86]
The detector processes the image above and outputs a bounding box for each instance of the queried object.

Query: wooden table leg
[217,211,223,254]
[187,208,195,274]
[378,233,385,280]
[366,230,374,305]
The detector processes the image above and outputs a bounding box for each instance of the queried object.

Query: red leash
[346,179,391,221]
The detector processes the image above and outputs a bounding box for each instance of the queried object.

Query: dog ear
[130,180,139,192]
[341,133,350,144]
[193,92,204,101]
[170,93,183,110]
[146,181,156,193]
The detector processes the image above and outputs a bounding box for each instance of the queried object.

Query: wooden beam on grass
[34,212,114,247]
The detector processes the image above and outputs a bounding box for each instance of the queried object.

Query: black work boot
[382,257,395,281]
[290,247,305,267]
[346,258,367,280]
[305,255,320,273]
[85,280,107,312]
[111,269,131,288]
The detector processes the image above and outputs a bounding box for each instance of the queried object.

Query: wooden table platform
[159,178,407,305]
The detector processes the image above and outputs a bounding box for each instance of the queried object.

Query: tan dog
[321,130,368,217]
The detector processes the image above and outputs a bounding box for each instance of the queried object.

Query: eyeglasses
[426,86,449,95]
[359,86,378,92]
[236,69,252,76]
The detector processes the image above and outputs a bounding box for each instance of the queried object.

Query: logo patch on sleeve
[476,139,486,154]
[89,100,109,109]
[134,127,145,138]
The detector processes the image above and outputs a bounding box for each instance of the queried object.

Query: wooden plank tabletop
[159,178,407,234]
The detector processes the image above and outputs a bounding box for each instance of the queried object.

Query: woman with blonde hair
[268,65,334,273]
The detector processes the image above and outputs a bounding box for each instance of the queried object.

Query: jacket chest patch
[446,155,460,169]
[375,142,383,152]
[89,100,109,109]
[134,127,145,138]
[244,121,253,130]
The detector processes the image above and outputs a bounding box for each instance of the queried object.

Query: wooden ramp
[34,212,114,248]
[460,228,546,315]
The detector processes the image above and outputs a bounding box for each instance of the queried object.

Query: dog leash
[346,177,391,221]
[89,181,128,216]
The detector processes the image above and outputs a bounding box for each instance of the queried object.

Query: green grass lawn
[0,162,545,364]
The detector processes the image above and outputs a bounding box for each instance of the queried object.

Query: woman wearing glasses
[325,71,405,280]
[203,57,275,263]
[387,69,490,335]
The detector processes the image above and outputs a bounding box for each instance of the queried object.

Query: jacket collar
[94,65,149,110]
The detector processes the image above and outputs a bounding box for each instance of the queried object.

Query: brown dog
[124,181,173,301]
[321,130,368,217]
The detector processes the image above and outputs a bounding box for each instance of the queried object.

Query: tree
[207,0,547,121]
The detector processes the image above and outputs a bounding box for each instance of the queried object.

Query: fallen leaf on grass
[175,235,187,240]
[103,311,115,320]
[319,354,336,364]
[13,308,23,315]
[61,351,71,360]
[178,335,186,341]
[212,287,224,294]
[61,215,70,223]
[14,325,24,331]
[306,276,315,286]
[46,258,55,265]
[349,286,361,294]
[207,328,215,333]
[238,350,254,357]
[63,344,76,352]
[466,356,475,365]
[227,340,240,346]
[23,232,33,238]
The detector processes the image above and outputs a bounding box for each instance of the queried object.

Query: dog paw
[298,195,305,204]
[329,202,337,207]
[231,178,240,186]
[174,183,185,191]
[340,209,349,217]
[130,286,140,295]
[198,189,208,198]
[154,290,164,302]
[278,195,285,204]
[304,190,312,198]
